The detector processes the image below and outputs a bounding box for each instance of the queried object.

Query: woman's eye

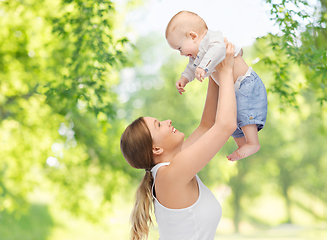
[158,122,161,127]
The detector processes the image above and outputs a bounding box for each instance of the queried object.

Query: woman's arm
[169,43,237,184]
[182,37,228,150]
[181,77,219,150]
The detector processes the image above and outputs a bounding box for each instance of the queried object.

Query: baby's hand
[175,76,189,95]
[195,67,205,82]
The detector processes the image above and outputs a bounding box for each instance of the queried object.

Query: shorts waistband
[234,67,253,91]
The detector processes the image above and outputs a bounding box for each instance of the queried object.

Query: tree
[0,0,137,220]
[261,0,327,224]
[264,0,327,106]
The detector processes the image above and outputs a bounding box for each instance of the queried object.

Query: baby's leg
[234,136,247,149]
[228,124,260,161]
[227,137,246,161]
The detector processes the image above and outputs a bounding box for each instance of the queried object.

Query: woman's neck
[153,146,182,165]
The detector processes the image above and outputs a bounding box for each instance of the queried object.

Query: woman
[120,42,237,240]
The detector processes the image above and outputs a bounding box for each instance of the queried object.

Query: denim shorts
[231,71,268,138]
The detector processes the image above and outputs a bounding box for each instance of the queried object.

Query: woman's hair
[120,117,155,240]
[165,10,208,39]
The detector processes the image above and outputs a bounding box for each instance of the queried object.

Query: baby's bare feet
[227,143,260,161]
[227,150,242,161]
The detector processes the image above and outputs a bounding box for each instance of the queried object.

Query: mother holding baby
[119,10,257,240]
[121,41,237,239]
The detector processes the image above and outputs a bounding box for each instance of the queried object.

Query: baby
[165,11,268,161]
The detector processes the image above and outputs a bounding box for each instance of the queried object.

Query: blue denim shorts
[231,71,268,138]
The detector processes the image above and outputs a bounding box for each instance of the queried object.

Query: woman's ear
[152,146,164,156]
[189,31,198,41]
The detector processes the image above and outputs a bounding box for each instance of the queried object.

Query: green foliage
[264,0,327,105]
[46,0,133,118]
[0,0,138,220]
[0,204,54,240]
[240,36,327,225]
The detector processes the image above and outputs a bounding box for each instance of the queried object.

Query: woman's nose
[165,119,172,126]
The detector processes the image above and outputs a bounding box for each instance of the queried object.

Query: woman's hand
[217,42,235,73]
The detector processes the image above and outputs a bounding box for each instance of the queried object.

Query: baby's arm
[176,57,198,95]
[198,31,226,79]
[181,57,196,82]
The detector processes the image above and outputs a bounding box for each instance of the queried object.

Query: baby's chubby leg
[234,136,246,149]
[236,124,260,159]
[227,124,260,161]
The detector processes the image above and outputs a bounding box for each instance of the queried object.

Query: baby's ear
[189,31,198,41]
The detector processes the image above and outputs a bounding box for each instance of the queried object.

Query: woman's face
[144,117,185,152]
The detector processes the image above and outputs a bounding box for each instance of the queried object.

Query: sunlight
[46,156,60,167]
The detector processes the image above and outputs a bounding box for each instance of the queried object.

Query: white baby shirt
[182,30,243,82]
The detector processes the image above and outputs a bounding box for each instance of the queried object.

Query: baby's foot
[227,143,260,161]
[227,149,242,161]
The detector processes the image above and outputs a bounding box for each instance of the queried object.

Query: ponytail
[120,117,155,240]
[130,171,154,240]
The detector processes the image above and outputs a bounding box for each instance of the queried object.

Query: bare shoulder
[154,164,180,197]
[154,163,199,209]
[155,162,191,191]
[155,163,179,185]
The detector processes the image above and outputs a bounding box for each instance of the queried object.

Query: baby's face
[166,31,199,58]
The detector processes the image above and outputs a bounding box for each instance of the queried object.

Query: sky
[122,0,279,47]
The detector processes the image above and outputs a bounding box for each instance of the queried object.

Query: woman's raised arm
[170,43,237,183]
[182,76,219,150]
[182,37,228,150]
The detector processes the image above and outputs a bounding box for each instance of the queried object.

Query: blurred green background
[0,0,326,239]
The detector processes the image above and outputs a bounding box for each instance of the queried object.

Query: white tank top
[151,162,222,240]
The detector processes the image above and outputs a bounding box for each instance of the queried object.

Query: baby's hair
[165,11,208,39]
